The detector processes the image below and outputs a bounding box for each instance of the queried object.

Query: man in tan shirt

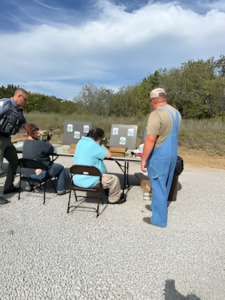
[141,88,181,227]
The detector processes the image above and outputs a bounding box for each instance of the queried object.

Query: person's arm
[46,144,55,155]
[100,144,111,158]
[141,135,157,172]
[0,99,10,116]
[105,149,111,158]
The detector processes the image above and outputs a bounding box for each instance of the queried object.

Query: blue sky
[0,0,225,100]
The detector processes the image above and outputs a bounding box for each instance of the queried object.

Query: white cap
[150,88,166,99]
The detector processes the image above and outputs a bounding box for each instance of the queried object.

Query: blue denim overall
[147,106,180,227]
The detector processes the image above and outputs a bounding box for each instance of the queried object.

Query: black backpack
[175,156,184,176]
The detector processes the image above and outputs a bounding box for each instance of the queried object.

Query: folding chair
[18,158,57,204]
[67,165,107,217]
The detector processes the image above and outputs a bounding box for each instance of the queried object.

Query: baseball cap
[150,88,166,99]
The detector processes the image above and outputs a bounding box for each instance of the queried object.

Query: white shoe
[24,182,33,191]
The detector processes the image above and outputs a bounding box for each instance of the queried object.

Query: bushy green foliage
[0,84,18,99]
[158,57,225,119]
[1,55,225,119]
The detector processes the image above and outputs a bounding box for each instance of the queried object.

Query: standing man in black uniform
[0,88,29,194]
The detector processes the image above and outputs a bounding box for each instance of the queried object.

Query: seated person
[22,123,68,195]
[73,128,125,204]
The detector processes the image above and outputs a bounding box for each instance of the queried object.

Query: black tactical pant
[0,136,18,192]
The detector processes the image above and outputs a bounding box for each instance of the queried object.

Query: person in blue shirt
[73,128,125,204]
[0,88,29,195]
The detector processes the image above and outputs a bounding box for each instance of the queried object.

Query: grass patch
[13,112,225,157]
[179,119,225,156]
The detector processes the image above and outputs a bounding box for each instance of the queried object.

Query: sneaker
[142,217,165,228]
[116,197,126,204]
[109,193,126,204]
[24,182,33,192]
[57,189,70,195]
[143,217,156,226]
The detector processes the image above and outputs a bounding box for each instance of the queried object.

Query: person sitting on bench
[73,128,125,204]
[23,123,69,195]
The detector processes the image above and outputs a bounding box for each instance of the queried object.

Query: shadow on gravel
[111,173,141,187]
[0,197,11,206]
[164,280,201,300]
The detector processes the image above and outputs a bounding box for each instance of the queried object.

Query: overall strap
[157,106,180,133]
[157,105,175,122]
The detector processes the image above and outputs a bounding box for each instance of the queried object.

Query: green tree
[26,93,47,112]
[0,84,18,99]
[41,96,61,113]
[157,58,225,119]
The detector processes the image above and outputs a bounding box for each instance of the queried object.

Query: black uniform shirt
[23,139,55,166]
[0,98,26,137]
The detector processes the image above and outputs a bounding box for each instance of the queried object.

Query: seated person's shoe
[109,193,126,204]
[24,181,33,191]
[116,197,126,204]
[57,189,70,195]
[3,185,20,194]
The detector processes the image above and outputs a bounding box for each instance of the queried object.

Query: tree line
[1,55,224,119]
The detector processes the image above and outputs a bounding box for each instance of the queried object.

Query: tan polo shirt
[147,105,179,149]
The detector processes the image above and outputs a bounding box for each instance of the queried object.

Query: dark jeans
[0,136,18,192]
[30,163,65,191]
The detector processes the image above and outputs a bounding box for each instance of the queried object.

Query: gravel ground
[0,158,224,300]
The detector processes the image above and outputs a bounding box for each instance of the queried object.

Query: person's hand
[35,169,42,175]
[141,160,147,172]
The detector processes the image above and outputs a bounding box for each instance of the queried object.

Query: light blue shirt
[72,137,107,188]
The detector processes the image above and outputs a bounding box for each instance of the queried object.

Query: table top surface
[13,142,142,162]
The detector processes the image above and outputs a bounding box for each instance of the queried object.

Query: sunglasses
[32,128,39,131]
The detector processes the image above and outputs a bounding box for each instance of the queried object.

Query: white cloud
[0,0,225,98]
[196,0,225,11]
[34,0,66,10]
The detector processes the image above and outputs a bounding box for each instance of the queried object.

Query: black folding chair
[18,158,57,204]
[67,165,107,217]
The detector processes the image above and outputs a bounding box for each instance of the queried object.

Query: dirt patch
[179,147,225,170]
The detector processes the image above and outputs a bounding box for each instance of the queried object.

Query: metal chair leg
[74,190,78,202]
[127,162,130,187]
[67,191,71,213]
[96,201,100,218]
[43,181,46,205]
[18,172,22,200]
[18,179,21,200]
[50,179,57,193]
